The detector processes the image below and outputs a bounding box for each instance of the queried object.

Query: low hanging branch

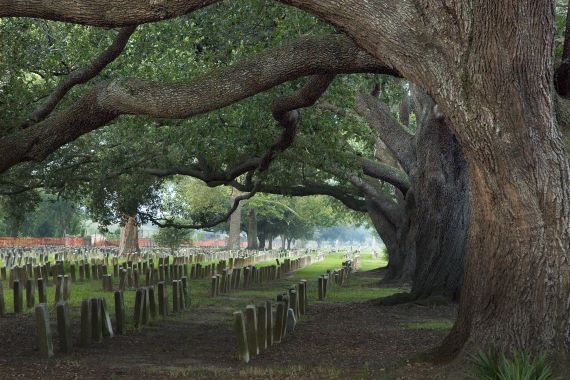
[23,26,137,127]
[139,182,260,230]
[142,74,336,229]
[259,73,336,172]
[0,34,395,175]
[355,92,416,173]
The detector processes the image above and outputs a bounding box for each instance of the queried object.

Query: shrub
[468,347,559,380]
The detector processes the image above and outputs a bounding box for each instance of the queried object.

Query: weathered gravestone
[274,301,285,343]
[56,302,73,354]
[90,298,102,343]
[80,298,92,346]
[134,288,144,329]
[233,311,249,364]
[35,303,54,358]
[286,308,297,334]
[37,278,46,304]
[26,279,35,308]
[100,298,114,337]
[13,279,23,313]
[245,305,259,355]
[114,291,125,335]
[257,304,267,351]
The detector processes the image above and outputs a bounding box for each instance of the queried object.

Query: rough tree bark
[366,196,415,283]
[409,91,469,302]
[227,192,242,250]
[247,209,259,250]
[118,215,139,255]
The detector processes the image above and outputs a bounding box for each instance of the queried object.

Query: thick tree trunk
[409,92,470,302]
[268,234,273,250]
[437,2,570,357]
[258,230,266,250]
[247,209,259,249]
[227,193,242,250]
[119,215,139,255]
[366,197,415,283]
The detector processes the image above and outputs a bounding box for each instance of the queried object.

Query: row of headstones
[0,275,73,316]
[115,262,190,291]
[233,280,308,363]
[2,259,114,289]
[211,255,318,297]
[132,277,191,329]
[317,258,358,300]
[192,248,308,282]
[34,297,114,358]
[34,278,192,358]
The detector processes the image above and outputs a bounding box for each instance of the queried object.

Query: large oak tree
[2,0,570,360]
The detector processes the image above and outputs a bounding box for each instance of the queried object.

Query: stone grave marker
[245,305,259,355]
[80,299,92,346]
[35,303,54,358]
[56,302,73,354]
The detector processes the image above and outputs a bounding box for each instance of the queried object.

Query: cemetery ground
[0,252,459,380]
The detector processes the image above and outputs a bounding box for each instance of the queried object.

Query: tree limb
[355,93,416,173]
[0,34,395,174]
[0,0,219,27]
[23,26,137,127]
[260,73,335,171]
[361,157,410,193]
[140,183,259,229]
[232,179,368,212]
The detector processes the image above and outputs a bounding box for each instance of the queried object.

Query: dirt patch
[0,272,459,379]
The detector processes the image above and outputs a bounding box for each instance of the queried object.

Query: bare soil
[0,271,459,380]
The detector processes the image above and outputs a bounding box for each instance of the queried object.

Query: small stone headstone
[26,279,35,308]
[286,308,297,334]
[134,288,144,328]
[37,278,46,304]
[245,305,259,355]
[233,310,249,363]
[35,303,54,358]
[148,286,157,320]
[90,298,102,343]
[62,275,71,301]
[13,279,22,313]
[114,291,125,335]
[100,298,114,337]
[80,299,92,346]
[274,301,285,343]
[257,304,267,351]
[56,302,73,354]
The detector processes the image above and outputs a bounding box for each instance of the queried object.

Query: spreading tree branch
[0,34,395,174]
[23,26,137,127]
[0,0,219,27]
[140,182,260,229]
[355,93,416,173]
[361,158,410,193]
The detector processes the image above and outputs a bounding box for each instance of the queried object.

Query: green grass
[0,250,393,329]
[401,320,454,330]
